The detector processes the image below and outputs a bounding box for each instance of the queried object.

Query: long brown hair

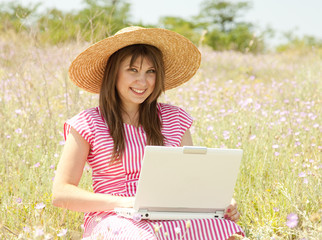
[99,44,165,162]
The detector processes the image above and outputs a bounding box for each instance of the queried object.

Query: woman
[52,26,244,239]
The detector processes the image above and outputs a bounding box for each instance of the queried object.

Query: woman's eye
[129,68,138,72]
[147,69,156,73]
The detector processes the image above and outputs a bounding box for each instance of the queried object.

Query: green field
[0,34,321,239]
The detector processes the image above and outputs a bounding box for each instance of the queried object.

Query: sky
[2,0,321,44]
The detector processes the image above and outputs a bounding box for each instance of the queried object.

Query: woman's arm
[180,129,193,146]
[52,127,134,212]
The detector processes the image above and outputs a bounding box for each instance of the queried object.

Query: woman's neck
[121,104,140,126]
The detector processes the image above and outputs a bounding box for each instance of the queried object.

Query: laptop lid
[134,146,243,213]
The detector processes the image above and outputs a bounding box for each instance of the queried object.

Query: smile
[131,88,146,94]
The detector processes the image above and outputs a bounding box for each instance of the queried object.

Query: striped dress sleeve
[178,106,193,133]
[63,109,96,147]
[159,103,193,146]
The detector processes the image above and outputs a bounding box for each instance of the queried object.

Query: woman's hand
[224,199,240,223]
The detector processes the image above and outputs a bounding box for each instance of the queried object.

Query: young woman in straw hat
[52,26,244,239]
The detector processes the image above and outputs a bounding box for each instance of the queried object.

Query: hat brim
[68,28,201,93]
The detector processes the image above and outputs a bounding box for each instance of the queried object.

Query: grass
[0,33,321,239]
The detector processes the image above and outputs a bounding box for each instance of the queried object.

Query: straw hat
[68,26,201,94]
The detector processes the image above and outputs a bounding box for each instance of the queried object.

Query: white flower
[57,228,67,237]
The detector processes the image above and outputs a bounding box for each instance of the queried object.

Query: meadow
[0,32,321,239]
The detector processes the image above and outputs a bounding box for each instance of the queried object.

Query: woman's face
[116,55,156,111]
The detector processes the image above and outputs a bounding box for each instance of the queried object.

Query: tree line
[0,0,321,53]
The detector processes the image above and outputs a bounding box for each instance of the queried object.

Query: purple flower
[298,172,306,178]
[249,135,256,140]
[35,202,46,210]
[16,197,22,204]
[15,128,22,134]
[273,207,279,212]
[223,131,230,140]
[34,162,40,168]
[23,226,31,233]
[132,213,142,222]
[15,109,22,114]
[286,213,298,228]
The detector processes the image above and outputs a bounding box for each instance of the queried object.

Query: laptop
[114,146,243,220]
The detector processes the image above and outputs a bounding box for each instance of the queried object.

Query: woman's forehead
[123,54,154,67]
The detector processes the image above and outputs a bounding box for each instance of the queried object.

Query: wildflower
[45,234,54,239]
[186,220,191,229]
[132,213,142,222]
[286,213,298,228]
[23,226,31,233]
[35,202,46,210]
[298,172,306,178]
[15,109,22,114]
[273,207,279,212]
[54,153,59,158]
[15,128,22,134]
[34,227,44,237]
[303,178,308,184]
[174,227,181,234]
[272,144,279,149]
[295,141,301,146]
[249,135,256,140]
[16,197,22,204]
[207,126,214,131]
[223,131,230,140]
[59,140,65,145]
[153,224,161,233]
[57,228,67,237]
[50,164,55,169]
[34,162,40,168]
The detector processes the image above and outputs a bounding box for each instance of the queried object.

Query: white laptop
[115,146,243,220]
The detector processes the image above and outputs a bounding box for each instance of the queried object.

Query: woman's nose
[136,73,147,85]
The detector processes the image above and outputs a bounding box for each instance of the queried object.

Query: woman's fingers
[224,202,240,222]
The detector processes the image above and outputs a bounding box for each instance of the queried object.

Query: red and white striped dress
[64,103,244,240]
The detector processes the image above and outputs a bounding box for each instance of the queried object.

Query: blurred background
[0,0,321,53]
